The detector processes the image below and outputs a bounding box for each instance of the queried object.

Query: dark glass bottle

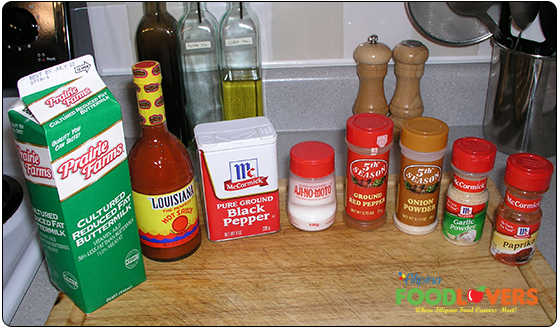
[136,2,191,143]
[219,2,263,120]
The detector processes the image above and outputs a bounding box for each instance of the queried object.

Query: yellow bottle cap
[132,61,162,85]
[401,117,448,153]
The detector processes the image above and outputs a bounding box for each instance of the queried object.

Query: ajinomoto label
[133,181,199,248]
[395,157,443,227]
[345,150,389,221]
[490,214,540,264]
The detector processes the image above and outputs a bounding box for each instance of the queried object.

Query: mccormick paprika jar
[490,153,554,265]
[394,117,448,235]
[288,141,337,231]
[344,113,393,231]
[128,61,201,261]
[442,137,497,246]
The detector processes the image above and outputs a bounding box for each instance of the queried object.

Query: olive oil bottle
[219,2,263,120]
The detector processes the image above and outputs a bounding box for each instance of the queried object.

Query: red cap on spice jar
[505,153,554,192]
[346,113,393,149]
[290,141,335,178]
[452,137,497,173]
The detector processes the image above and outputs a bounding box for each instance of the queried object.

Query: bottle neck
[144,2,168,15]
[189,2,206,12]
[227,2,249,18]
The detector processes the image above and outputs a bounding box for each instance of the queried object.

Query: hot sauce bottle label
[453,174,487,193]
[490,213,540,264]
[504,190,542,212]
[132,181,199,248]
[345,150,389,221]
[396,163,442,227]
[134,81,166,126]
[442,197,488,243]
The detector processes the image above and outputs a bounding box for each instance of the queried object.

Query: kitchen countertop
[42,173,558,326]
[9,125,556,326]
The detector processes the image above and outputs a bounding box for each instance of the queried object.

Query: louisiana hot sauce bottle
[128,61,201,261]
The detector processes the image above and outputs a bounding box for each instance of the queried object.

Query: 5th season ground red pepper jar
[490,153,554,265]
[394,116,448,235]
[344,113,393,231]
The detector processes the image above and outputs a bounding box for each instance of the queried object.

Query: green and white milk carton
[7,55,146,314]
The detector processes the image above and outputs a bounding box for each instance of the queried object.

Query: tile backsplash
[87,2,502,76]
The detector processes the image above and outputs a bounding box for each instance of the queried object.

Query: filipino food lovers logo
[395,272,538,314]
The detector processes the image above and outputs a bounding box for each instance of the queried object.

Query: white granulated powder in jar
[287,141,337,231]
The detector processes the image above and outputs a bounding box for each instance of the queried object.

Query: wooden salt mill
[352,34,392,115]
[388,40,429,139]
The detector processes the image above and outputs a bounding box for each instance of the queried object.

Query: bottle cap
[505,153,554,192]
[290,141,335,178]
[452,137,497,173]
[346,113,393,149]
[401,117,448,153]
[132,61,162,85]
[353,34,392,65]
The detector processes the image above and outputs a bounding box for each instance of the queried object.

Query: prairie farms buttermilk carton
[7,55,146,314]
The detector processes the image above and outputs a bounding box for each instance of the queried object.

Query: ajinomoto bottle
[129,61,201,261]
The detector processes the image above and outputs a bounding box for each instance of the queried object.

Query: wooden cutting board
[46,173,556,326]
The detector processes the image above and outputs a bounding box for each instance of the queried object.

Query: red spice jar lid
[452,137,497,173]
[346,113,393,149]
[290,141,335,178]
[505,153,554,192]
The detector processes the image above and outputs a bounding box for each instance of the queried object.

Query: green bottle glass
[219,2,263,120]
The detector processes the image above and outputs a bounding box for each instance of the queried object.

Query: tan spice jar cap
[353,34,392,65]
[401,116,449,153]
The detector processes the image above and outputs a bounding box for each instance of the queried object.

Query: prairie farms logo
[45,86,92,108]
[395,272,538,314]
[57,140,124,180]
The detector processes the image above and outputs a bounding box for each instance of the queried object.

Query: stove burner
[3,175,24,224]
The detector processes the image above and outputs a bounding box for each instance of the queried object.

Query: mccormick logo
[17,145,53,179]
[395,272,538,314]
[224,158,269,191]
[45,86,92,108]
[57,140,124,180]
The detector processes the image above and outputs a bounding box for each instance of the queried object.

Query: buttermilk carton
[7,55,146,314]
[194,117,281,242]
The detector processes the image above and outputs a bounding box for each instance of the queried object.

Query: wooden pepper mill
[388,40,429,139]
[352,34,392,115]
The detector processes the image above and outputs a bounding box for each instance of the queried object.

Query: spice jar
[344,113,393,231]
[442,137,497,246]
[394,116,448,235]
[490,153,554,265]
[288,141,337,231]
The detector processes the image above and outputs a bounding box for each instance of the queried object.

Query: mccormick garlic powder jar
[442,137,497,246]
[394,117,448,235]
[288,141,337,231]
